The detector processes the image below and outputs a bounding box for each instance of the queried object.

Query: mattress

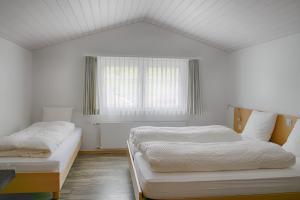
[134,152,300,199]
[0,128,82,172]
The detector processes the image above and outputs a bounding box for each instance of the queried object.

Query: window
[97,56,188,121]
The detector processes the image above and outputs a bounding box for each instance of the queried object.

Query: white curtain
[97,56,188,121]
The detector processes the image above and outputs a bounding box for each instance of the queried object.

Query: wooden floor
[0,155,135,200]
[61,154,134,200]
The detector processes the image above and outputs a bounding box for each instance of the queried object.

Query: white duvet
[0,121,75,158]
[130,125,241,147]
[138,140,296,172]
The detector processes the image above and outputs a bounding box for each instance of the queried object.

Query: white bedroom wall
[32,22,230,149]
[0,37,32,136]
[228,33,300,120]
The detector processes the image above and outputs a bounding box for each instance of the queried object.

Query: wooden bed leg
[52,191,60,199]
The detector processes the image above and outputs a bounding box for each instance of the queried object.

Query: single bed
[0,127,82,199]
[128,107,300,200]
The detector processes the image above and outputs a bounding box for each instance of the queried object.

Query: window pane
[99,57,139,112]
[145,65,179,109]
[105,66,138,109]
[144,58,187,114]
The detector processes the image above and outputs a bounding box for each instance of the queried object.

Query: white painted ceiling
[1,0,300,51]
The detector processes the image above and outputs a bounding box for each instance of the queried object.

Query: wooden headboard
[233,107,298,145]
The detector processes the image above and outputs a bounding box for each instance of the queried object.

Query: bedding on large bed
[0,121,75,158]
[138,140,296,172]
[130,125,241,146]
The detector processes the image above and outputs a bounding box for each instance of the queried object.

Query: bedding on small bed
[0,121,75,158]
[129,125,241,147]
[138,140,296,172]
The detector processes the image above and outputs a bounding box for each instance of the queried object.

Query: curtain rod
[84,54,203,60]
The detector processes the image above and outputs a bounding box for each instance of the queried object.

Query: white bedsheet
[0,128,82,172]
[134,152,300,199]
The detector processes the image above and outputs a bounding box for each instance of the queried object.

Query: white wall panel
[32,22,230,149]
[0,37,32,136]
[228,33,300,123]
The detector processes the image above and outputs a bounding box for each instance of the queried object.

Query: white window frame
[97,56,188,122]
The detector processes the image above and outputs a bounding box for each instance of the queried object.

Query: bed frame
[128,107,300,200]
[0,138,81,199]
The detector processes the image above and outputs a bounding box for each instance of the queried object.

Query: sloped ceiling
[0,0,300,51]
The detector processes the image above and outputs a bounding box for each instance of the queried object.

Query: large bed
[0,127,82,199]
[128,107,300,200]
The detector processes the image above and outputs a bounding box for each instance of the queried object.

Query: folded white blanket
[130,125,241,147]
[0,121,75,158]
[138,141,296,172]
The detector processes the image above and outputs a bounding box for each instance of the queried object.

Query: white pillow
[283,119,300,156]
[43,107,73,122]
[241,110,277,141]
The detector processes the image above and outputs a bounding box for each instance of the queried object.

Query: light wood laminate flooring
[0,155,134,200]
[61,154,134,200]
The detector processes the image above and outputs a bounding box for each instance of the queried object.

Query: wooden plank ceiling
[0,0,300,51]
